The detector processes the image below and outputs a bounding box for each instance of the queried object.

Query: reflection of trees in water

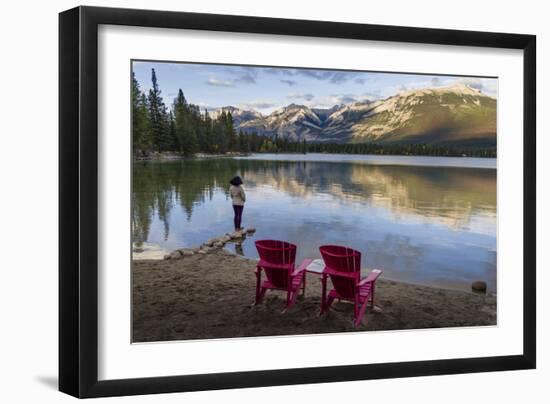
[132,159,496,244]
[133,159,242,245]
[132,192,152,247]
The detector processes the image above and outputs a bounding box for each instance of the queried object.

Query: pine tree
[225,111,237,151]
[173,89,198,156]
[168,111,178,151]
[214,111,229,153]
[147,68,170,151]
[131,72,152,155]
[203,109,214,153]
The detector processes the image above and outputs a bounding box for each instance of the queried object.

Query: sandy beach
[132,248,496,342]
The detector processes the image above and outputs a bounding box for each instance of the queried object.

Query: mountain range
[214,84,497,147]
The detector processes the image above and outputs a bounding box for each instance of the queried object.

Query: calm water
[132,154,497,293]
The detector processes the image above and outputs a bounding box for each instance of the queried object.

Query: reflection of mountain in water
[242,162,496,230]
[132,158,496,245]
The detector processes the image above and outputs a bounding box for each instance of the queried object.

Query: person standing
[229,176,246,231]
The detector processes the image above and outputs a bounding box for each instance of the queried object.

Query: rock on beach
[163,229,256,260]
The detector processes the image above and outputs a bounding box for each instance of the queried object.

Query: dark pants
[233,205,244,229]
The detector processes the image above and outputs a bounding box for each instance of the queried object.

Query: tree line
[240,136,496,157]
[133,68,243,156]
[132,68,496,158]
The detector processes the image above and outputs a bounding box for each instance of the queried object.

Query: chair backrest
[255,240,297,288]
[319,245,361,298]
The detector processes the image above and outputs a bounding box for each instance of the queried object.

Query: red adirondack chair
[254,240,305,311]
[319,245,382,327]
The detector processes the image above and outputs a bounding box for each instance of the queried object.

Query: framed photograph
[59,6,536,398]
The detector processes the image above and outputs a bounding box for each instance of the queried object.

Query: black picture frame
[59,5,536,398]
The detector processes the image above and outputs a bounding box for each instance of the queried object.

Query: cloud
[355,78,366,85]
[239,100,278,110]
[263,67,359,84]
[398,84,410,93]
[264,67,297,76]
[280,79,298,86]
[382,76,497,98]
[299,70,333,80]
[329,72,356,84]
[331,93,358,104]
[205,77,235,87]
[205,67,258,87]
[222,66,258,83]
[298,70,358,84]
[287,93,315,101]
[307,93,375,108]
[431,77,442,86]
[363,90,381,99]
[455,77,498,96]
[391,82,430,94]
[237,72,257,84]
[196,102,220,112]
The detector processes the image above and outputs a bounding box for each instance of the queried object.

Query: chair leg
[255,268,261,305]
[320,275,327,314]
[280,290,292,313]
[255,268,267,305]
[321,295,335,315]
[354,299,370,328]
[257,288,267,305]
[288,284,302,310]
[370,285,376,307]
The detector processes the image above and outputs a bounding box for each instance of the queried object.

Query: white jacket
[229,185,246,206]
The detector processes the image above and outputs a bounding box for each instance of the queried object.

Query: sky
[132,60,497,115]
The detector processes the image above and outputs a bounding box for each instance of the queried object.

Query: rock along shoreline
[162,227,256,260]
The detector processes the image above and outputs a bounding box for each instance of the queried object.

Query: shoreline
[134,151,497,161]
[134,151,250,161]
[133,151,497,170]
[132,247,496,342]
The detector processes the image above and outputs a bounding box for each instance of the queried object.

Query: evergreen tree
[147,68,170,151]
[225,111,237,151]
[213,111,229,152]
[131,72,152,155]
[168,111,178,151]
[203,109,214,153]
[173,89,198,156]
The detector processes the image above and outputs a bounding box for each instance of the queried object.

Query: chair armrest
[359,269,383,286]
[291,266,306,277]
[290,259,315,277]
[258,259,294,271]
[323,267,358,280]
[358,277,372,287]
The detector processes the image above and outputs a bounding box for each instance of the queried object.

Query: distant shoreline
[134,151,250,161]
[134,150,497,160]
[134,151,497,169]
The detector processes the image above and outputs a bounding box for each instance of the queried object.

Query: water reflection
[132,156,496,292]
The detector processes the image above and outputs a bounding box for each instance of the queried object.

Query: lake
[132,153,497,293]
